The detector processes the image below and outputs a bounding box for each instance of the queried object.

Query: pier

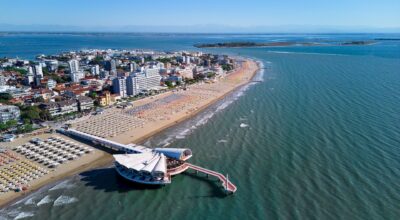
[186,163,237,193]
[60,128,237,194]
[59,128,148,153]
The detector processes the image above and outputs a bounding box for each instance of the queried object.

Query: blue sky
[0,0,399,31]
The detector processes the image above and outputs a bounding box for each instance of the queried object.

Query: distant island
[194,42,312,48]
[194,40,376,48]
[339,41,376,45]
[374,38,400,41]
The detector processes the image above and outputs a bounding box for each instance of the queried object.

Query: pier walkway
[186,163,237,193]
[59,128,149,153]
[59,128,237,193]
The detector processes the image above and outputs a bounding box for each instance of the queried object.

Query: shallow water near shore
[1,33,400,219]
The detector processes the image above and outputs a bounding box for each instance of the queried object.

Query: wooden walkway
[186,163,237,193]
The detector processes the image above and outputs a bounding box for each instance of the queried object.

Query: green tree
[0,93,12,100]
[156,57,173,64]
[5,119,17,127]
[207,72,216,78]
[88,92,97,99]
[33,96,45,103]
[39,110,52,121]
[89,56,104,65]
[0,93,12,103]
[4,67,27,75]
[17,123,34,134]
[20,106,41,121]
[0,119,18,131]
[221,64,233,71]
[0,123,7,131]
[42,68,50,76]
[165,81,174,88]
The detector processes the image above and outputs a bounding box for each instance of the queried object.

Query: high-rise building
[99,71,109,79]
[91,65,100,75]
[28,66,34,75]
[45,60,59,71]
[106,60,117,75]
[68,59,83,83]
[129,62,137,72]
[68,59,80,73]
[71,71,85,83]
[24,73,34,85]
[33,76,42,87]
[111,60,117,75]
[126,67,161,96]
[112,77,127,97]
[126,75,139,96]
[33,65,43,77]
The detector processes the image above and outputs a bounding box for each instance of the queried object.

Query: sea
[0,33,399,220]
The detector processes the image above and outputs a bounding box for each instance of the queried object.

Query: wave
[217,139,228,143]
[37,195,53,206]
[0,209,19,220]
[53,195,78,207]
[49,179,75,191]
[23,197,36,206]
[14,212,34,220]
[148,81,256,145]
[240,123,249,128]
[144,59,267,147]
[11,191,42,207]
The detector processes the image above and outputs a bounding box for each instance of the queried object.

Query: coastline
[103,59,260,145]
[0,134,114,208]
[131,60,260,145]
[0,58,261,208]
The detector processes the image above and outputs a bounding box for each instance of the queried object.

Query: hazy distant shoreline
[194,40,377,48]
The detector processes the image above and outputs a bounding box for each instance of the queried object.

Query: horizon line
[1,31,400,35]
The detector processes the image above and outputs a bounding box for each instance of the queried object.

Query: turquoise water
[0,34,400,220]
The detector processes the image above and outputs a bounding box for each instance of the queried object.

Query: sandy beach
[73,59,260,145]
[0,134,113,208]
[0,58,259,208]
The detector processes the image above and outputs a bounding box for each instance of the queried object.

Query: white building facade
[126,67,161,96]
[112,77,127,97]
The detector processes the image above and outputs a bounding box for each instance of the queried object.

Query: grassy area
[0,120,17,132]
[4,66,27,75]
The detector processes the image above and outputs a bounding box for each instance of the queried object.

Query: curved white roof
[154,148,192,161]
[114,152,154,170]
[141,153,162,174]
[153,154,167,176]
[114,152,167,176]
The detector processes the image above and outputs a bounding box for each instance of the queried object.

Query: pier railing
[186,163,237,193]
[60,129,144,153]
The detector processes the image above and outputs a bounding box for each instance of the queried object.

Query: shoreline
[0,58,261,208]
[0,151,113,209]
[132,60,261,145]
[102,58,260,145]
[0,142,114,208]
